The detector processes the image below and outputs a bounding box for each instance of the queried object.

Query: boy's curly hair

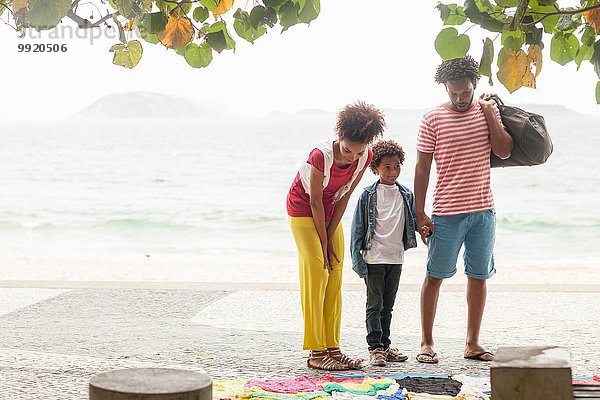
[335,101,385,144]
[370,140,405,174]
[434,55,480,84]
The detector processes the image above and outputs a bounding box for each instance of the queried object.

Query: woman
[287,101,386,370]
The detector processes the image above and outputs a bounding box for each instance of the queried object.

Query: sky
[1,0,599,119]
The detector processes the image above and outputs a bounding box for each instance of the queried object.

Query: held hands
[417,213,434,245]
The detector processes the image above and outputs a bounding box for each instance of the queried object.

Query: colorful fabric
[417,103,502,216]
[246,376,322,394]
[213,379,247,399]
[323,377,396,395]
[331,383,399,400]
[377,386,408,400]
[247,389,329,400]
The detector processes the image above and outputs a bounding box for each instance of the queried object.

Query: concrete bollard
[89,368,212,400]
[491,346,573,400]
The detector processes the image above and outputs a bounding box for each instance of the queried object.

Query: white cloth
[365,183,405,264]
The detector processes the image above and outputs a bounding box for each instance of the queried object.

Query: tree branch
[67,9,119,28]
[523,3,600,27]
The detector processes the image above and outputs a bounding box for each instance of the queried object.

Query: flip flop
[464,351,494,361]
[416,352,439,364]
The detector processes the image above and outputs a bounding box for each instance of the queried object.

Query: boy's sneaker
[369,348,387,367]
[385,347,408,362]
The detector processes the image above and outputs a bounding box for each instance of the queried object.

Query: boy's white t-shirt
[364,183,405,265]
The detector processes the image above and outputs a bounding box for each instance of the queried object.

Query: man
[414,55,513,364]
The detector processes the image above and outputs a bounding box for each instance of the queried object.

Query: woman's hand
[321,242,330,271]
[326,239,340,271]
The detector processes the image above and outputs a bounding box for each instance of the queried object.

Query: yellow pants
[288,216,344,350]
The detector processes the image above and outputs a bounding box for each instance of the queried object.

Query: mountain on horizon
[71,92,218,120]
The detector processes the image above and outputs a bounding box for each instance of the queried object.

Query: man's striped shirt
[417,102,502,216]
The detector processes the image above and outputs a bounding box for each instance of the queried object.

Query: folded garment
[323,377,396,396]
[213,379,248,400]
[246,376,322,394]
[396,377,462,397]
[247,389,329,400]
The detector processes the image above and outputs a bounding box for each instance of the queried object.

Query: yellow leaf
[12,0,28,13]
[583,8,600,33]
[527,44,543,77]
[124,19,136,31]
[213,0,234,19]
[522,68,536,89]
[497,49,529,93]
[157,15,195,49]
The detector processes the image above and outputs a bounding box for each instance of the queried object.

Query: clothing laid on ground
[417,103,502,279]
[417,102,502,216]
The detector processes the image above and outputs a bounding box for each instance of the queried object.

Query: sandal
[327,348,364,369]
[307,351,350,371]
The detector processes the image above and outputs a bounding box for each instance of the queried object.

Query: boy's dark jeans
[365,263,402,351]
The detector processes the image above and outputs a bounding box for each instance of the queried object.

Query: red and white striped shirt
[417,102,502,216]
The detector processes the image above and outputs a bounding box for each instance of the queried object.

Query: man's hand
[478,93,497,110]
[417,213,434,245]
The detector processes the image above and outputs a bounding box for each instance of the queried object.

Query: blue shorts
[427,209,496,280]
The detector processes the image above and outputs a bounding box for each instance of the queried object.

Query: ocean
[1,108,598,283]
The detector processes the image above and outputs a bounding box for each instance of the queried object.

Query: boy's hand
[417,213,434,245]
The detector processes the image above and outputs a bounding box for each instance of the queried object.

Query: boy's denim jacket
[350,181,418,278]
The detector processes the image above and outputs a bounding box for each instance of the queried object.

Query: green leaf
[279,0,300,31]
[184,42,213,67]
[527,1,559,33]
[556,13,581,31]
[264,0,288,10]
[249,5,267,30]
[264,7,278,27]
[26,0,71,31]
[299,0,319,24]
[575,45,594,69]
[111,0,144,19]
[205,21,236,53]
[464,0,505,32]
[193,6,210,23]
[200,0,218,12]
[592,41,600,79]
[109,40,143,69]
[480,38,494,85]
[582,26,596,47]
[141,12,168,34]
[155,0,192,15]
[496,0,518,6]
[139,26,159,44]
[438,3,467,25]
[113,15,126,44]
[525,26,544,47]
[502,29,524,50]
[434,27,471,60]
[596,81,600,104]
[550,32,580,65]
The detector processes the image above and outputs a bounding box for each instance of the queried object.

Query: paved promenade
[0,282,598,399]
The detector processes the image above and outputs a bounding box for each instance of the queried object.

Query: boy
[350,139,418,367]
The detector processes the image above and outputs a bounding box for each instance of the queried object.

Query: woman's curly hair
[434,55,480,84]
[335,101,385,144]
[370,139,405,174]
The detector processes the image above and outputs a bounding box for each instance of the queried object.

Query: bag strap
[490,95,504,108]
